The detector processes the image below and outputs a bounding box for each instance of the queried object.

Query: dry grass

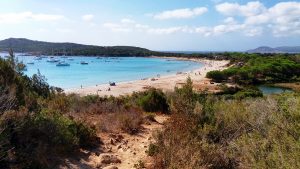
[274,82,300,92]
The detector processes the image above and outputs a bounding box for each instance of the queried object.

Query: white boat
[34,56,42,60]
[56,62,70,66]
[47,58,60,63]
[80,61,88,65]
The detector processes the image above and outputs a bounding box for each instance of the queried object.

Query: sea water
[0,54,203,89]
[258,85,292,95]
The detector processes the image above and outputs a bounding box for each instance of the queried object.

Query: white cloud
[245,1,300,36]
[223,17,237,24]
[147,27,185,34]
[244,27,263,36]
[102,18,255,37]
[216,1,300,37]
[0,11,64,24]
[103,1,300,38]
[135,24,149,29]
[153,7,208,20]
[121,18,135,24]
[216,1,266,17]
[82,14,94,21]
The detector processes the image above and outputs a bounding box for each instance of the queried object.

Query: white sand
[64,58,229,97]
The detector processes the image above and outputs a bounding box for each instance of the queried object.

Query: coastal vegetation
[207,54,300,85]
[1,50,299,168]
[0,52,171,168]
[151,81,300,168]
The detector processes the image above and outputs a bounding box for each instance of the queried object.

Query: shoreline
[64,57,229,96]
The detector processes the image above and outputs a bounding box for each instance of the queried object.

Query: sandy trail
[60,115,169,169]
[65,59,229,96]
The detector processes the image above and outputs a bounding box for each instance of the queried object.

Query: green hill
[0,38,154,56]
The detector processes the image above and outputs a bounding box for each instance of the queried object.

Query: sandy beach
[64,58,229,96]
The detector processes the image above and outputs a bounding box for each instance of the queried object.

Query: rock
[110,138,115,145]
[116,134,124,142]
[103,166,118,169]
[100,155,121,164]
[106,146,112,152]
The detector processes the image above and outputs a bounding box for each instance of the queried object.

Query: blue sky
[0,0,299,51]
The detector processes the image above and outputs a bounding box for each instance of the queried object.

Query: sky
[0,0,299,51]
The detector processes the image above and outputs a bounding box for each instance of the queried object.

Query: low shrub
[138,89,169,113]
[0,110,99,168]
[152,78,300,169]
[234,87,263,99]
[117,111,143,134]
[146,143,159,156]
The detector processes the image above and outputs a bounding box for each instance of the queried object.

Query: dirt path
[60,115,168,169]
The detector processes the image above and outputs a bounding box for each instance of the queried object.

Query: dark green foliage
[138,88,169,113]
[206,70,226,82]
[0,55,99,168]
[172,77,197,115]
[146,143,159,156]
[0,57,53,111]
[207,55,300,85]
[0,38,154,56]
[1,111,98,168]
[234,87,263,99]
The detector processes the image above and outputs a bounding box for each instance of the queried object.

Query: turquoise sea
[0,53,202,89]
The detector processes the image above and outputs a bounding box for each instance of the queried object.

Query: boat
[80,61,88,65]
[47,58,60,63]
[56,62,70,66]
[27,62,34,65]
[68,58,74,61]
[34,56,43,60]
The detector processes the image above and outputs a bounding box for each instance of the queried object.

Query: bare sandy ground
[64,58,229,97]
[60,115,169,169]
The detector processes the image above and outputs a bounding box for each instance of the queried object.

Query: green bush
[0,111,99,168]
[138,89,169,113]
[234,87,263,99]
[207,56,300,85]
[206,70,226,82]
[146,143,159,156]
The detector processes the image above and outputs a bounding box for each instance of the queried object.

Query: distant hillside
[247,46,300,53]
[0,38,155,56]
